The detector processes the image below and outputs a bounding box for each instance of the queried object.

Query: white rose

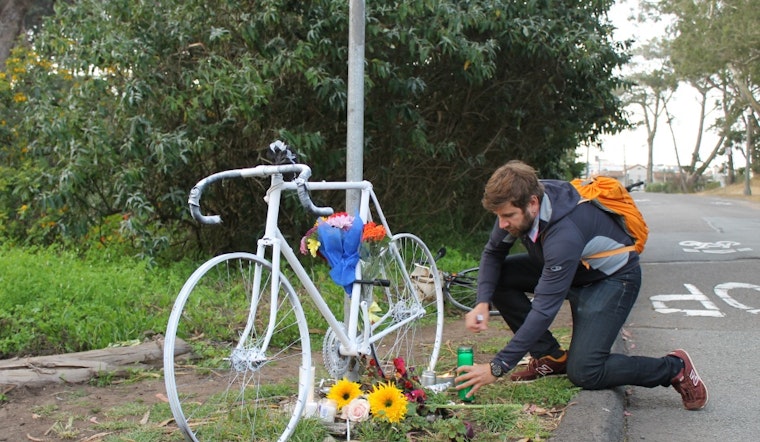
[341,398,370,422]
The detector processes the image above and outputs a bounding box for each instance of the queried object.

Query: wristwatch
[490,359,508,378]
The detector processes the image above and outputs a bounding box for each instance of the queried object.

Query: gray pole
[744,110,753,196]
[345,0,366,330]
[346,0,365,214]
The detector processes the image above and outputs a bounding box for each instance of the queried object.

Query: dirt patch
[0,304,573,441]
[699,176,760,204]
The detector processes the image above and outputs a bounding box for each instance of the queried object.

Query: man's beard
[506,209,534,237]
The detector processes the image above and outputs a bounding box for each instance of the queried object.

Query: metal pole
[346,0,365,214]
[345,0,366,330]
[744,110,753,196]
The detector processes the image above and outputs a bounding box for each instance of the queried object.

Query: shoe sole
[510,373,567,384]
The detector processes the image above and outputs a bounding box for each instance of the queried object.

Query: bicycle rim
[362,233,444,375]
[444,267,500,316]
[444,267,479,312]
[163,252,311,442]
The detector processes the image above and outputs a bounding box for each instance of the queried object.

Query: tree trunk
[0,0,30,70]
[0,339,191,388]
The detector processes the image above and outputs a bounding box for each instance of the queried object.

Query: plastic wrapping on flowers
[299,212,387,293]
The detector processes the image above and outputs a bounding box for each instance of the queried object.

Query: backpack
[570,176,648,267]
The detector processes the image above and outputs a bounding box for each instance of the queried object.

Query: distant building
[625,165,647,186]
[592,164,646,188]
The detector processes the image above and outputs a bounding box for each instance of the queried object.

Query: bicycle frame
[233,167,427,364]
[166,154,444,442]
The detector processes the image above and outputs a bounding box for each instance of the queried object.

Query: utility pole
[744,110,753,196]
[346,0,366,214]
[345,0,366,328]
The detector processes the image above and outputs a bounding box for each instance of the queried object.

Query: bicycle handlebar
[188,164,333,225]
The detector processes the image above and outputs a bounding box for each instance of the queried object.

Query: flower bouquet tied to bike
[300,212,388,292]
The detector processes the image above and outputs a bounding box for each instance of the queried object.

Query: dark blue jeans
[490,253,678,390]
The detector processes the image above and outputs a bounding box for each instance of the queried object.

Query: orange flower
[362,222,386,243]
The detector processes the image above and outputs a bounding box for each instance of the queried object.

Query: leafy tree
[621,37,678,183]
[0,0,30,71]
[1,0,631,257]
[0,0,58,70]
[663,0,759,115]
[657,0,759,186]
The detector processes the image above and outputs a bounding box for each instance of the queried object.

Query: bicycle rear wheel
[362,233,444,376]
[444,267,499,316]
[163,252,311,442]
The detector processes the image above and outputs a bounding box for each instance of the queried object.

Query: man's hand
[455,363,496,398]
[465,302,490,332]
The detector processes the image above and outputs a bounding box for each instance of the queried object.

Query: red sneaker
[510,352,567,382]
[669,349,708,410]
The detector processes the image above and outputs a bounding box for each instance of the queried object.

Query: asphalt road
[551,191,760,442]
[624,192,760,441]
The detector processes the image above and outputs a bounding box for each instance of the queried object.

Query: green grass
[0,244,579,441]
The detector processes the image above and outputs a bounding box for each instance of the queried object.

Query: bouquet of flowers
[300,212,387,292]
[320,357,475,440]
[325,357,426,425]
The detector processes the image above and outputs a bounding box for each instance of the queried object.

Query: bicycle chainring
[323,325,351,379]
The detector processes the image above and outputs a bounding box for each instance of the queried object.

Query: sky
[578,0,724,172]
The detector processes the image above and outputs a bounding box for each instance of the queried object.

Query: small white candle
[318,399,337,422]
[302,401,318,417]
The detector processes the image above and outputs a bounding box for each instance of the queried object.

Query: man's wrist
[490,358,510,378]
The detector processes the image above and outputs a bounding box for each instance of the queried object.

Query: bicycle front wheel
[364,233,444,375]
[163,252,311,442]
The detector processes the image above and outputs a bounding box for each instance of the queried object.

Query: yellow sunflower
[366,381,408,423]
[326,378,363,410]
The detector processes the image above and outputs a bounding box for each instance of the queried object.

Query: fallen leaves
[522,403,566,418]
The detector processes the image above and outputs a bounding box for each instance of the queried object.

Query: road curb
[549,386,626,441]
[549,337,627,441]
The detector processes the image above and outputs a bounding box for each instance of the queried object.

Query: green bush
[1,0,630,259]
[644,181,679,193]
[701,181,722,191]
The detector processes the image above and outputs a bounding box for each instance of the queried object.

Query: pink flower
[323,212,355,230]
[341,397,370,422]
[299,224,320,254]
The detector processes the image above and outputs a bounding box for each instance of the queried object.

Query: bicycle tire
[163,252,311,442]
[444,267,499,316]
[360,233,444,375]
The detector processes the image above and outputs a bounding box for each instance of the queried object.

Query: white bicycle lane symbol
[679,240,753,254]
[650,282,760,317]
